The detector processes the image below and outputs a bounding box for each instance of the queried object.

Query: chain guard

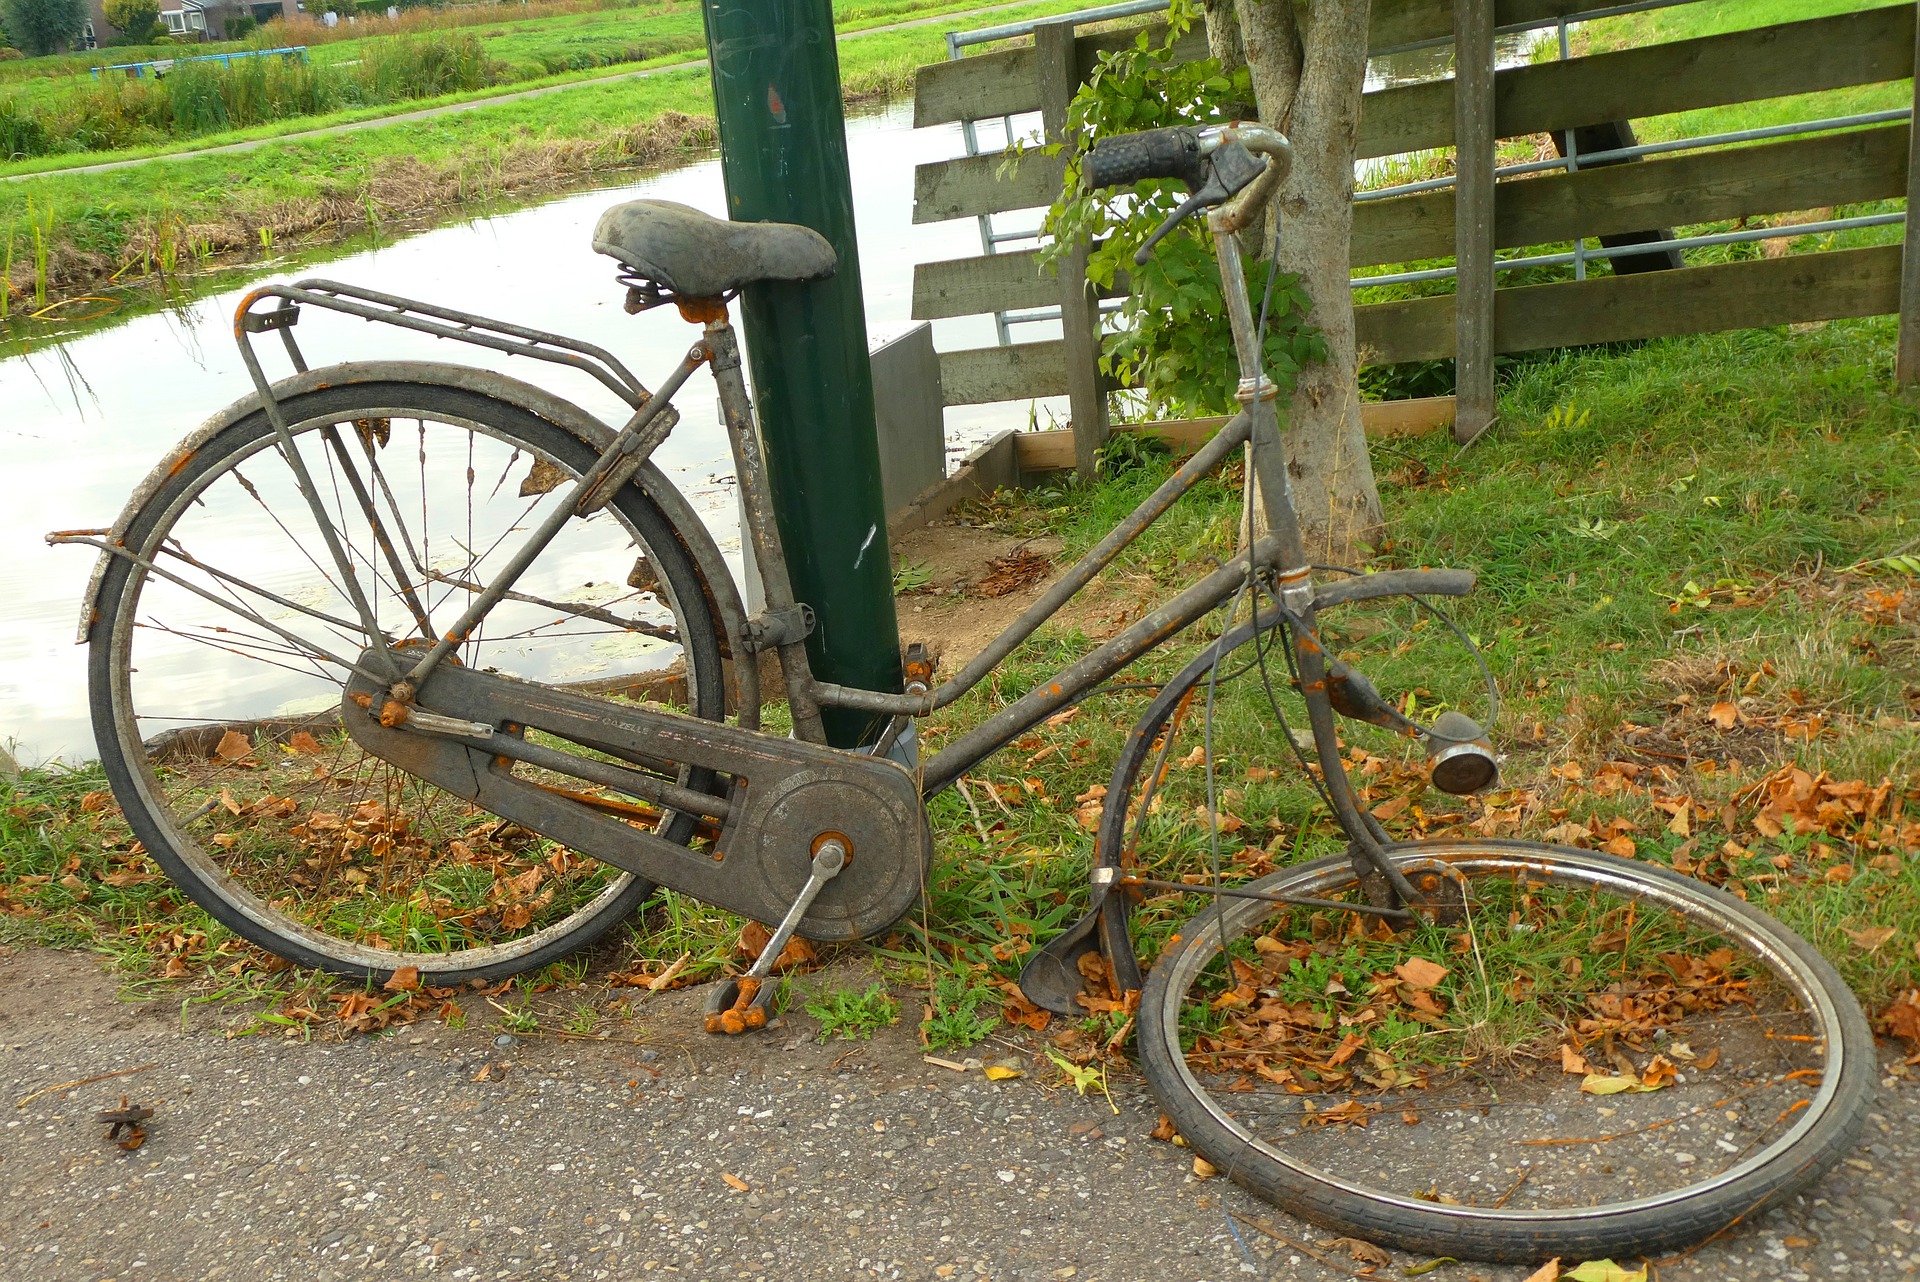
[342,661,929,940]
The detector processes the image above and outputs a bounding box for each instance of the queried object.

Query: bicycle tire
[1137,840,1875,1263]
[90,375,729,984]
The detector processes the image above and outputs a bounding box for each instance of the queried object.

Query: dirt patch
[893,524,1059,672]
[892,518,1171,680]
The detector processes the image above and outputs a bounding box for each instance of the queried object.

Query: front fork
[1209,214,1427,906]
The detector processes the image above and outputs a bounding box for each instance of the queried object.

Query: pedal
[705,838,846,1035]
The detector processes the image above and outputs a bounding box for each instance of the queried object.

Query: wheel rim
[1153,841,1854,1225]
[100,395,722,977]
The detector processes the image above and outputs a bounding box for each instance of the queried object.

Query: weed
[497,999,540,1034]
[564,1002,598,1036]
[892,557,933,594]
[919,969,999,1051]
[805,982,899,1041]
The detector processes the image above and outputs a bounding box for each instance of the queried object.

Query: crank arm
[704,839,847,1035]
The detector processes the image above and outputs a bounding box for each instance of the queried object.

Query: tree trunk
[1233,0,1383,560]
[1203,0,1246,75]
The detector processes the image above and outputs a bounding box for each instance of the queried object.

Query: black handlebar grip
[1083,127,1205,189]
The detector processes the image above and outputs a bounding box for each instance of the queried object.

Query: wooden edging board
[1010,398,1459,472]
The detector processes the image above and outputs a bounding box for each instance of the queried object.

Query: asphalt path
[3,945,1916,1282]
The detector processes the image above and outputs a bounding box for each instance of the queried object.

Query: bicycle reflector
[1425,710,1498,795]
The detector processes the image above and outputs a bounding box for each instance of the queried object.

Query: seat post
[702,313,830,744]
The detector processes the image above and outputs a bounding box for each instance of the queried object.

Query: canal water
[0,103,1049,765]
[0,31,1546,766]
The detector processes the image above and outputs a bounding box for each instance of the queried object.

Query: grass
[0,0,1092,323]
[1,316,1915,1053]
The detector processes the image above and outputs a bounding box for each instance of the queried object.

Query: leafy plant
[102,0,159,43]
[1039,0,1323,419]
[805,981,899,1040]
[1095,427,1172,477]
[919,968,999,1051]
[892,557,933,593]
[496,999,539,1034]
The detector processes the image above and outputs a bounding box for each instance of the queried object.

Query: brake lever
[1131,141,1273,266]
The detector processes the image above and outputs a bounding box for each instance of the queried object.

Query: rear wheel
[91,379,728,983]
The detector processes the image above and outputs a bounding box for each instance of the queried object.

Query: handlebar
[1082,122,1293,263]
[1082,126,1209,189]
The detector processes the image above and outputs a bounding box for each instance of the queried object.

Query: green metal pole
[700,0,903,748]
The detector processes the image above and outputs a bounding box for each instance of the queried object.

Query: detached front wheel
[1136,839,1874,1263]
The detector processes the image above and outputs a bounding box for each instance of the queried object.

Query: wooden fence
[909,0,1919,461]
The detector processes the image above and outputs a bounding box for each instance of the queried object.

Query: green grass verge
[4,317,1914,1052]
[0,0,1088,323]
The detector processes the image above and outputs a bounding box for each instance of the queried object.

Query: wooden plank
[939,340,1071,405]
[1353,124,1912,268]
[1373,0,1577,53]
[1037,19,1107,481]
[1357,245,1905,365]
[1453,0,1497,444]
[914,150,1062,225]
[1358,4,1917,160]
[1902,3,1920,390]
[915,6,1918,219]
[913,22,1206,129]
[919,127,1907,319]
[1364,395,1459,438]
[913,246,1061,319]
[913,0,1592,130]
[911,249,1133,319]
[1012,398,1460,470]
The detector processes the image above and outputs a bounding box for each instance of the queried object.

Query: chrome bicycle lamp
[1425,710,1499,795]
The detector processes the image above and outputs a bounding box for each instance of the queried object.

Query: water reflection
[0,103,1041,764]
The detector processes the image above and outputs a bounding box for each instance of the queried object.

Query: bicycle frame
[223,136,1450,906]
[228,278,1288,779]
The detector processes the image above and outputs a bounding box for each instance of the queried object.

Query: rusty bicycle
[54,121,1872,1263]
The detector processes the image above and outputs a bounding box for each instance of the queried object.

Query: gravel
[3,946,1917,1281]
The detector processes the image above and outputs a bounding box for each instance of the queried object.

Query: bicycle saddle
[591,200,838,298]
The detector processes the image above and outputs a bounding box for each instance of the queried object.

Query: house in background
[82,0,299,45]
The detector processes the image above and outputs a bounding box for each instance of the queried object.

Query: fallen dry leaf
[721,1173,749,1192]
[1580,1073,1664,1096]
[1560,1044,1594,1075]
[1565,1261,1646,1282]
[1523,1260,1560,1282]
[1394,957,1450,990]
[1192,1156,1217,1179]
[983,1065,1022,1081]
[213,730,254,763]
[1844,926,1896,952]
[383,965,421,992]
[1321,1237,1392,1266]
[1639,1055,1679,1090]
[1708,701,1738,730]
[287,730,324,755]
[1879,990,1920,1044]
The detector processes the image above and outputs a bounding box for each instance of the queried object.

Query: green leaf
[1565,1263,1646,1282]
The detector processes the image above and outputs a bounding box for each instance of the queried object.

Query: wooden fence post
[1453,0,1497,442]
[1036,19,1109,481]
[1899,0,1920,390]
